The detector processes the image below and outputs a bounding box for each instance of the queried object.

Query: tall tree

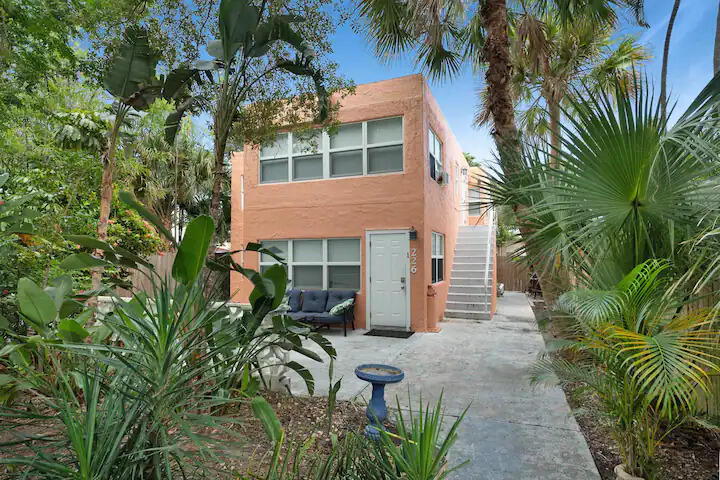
[357,0,648,174]
[92,27,192,289]
[475,11,646,159]
[164,0,337,233]
[660,0,681,119]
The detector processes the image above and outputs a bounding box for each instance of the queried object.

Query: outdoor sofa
[285,289,356,336]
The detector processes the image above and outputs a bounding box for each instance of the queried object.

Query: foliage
[246,393,467,480]
[1,193,335,478]
[483,74,720,288]
[162,0,348,229]
[474,9,647,141]
[532,260,720,478]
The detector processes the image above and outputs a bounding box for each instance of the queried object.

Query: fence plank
[497,255,529,292]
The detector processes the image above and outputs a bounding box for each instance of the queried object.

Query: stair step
[451,270,488,279]
[444,309,491,321]
[449,285,492,294]
[446,300,490,311]
[453,263,488,271]
[447,293,492,303]
[449,277,489,286]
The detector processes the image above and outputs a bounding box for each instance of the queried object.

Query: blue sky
[326,0,718,166]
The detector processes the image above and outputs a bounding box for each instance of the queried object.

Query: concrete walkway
[289,292,599,479]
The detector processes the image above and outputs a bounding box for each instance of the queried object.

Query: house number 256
[410,248,417,274]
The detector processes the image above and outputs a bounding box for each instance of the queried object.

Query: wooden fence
[497,255,529,292]
[116,251,229,298]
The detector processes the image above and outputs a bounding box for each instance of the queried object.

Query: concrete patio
[288,292,600,479]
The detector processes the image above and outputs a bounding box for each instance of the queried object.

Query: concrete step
[449,285,492,294]
[459,226,490,231]
[456,236,490,241]
[453,249,486,257]
[453,262,487,271]
[449,277,489,286]
[447,292,492,303]
[446,300,491,312]
[444,309,491,321]
[455,242,489,249]
[450,270,488,279]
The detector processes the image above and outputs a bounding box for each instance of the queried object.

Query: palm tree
[357,0,647,173]
[130,103,214,233]
[482,73,720,287]
[532,260,720,478]
[660,0,682,119]
[475,11,646,159]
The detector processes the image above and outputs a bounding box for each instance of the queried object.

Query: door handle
[400,276,406,290]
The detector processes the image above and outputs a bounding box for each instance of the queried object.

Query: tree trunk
[715,0,720,74]
[480,0,520,172]
[91,107,127,291]
[660,0,682,119]
[548,99,561,168]
[209,132,226,226]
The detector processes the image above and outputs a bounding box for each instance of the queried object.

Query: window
[258,116,403,183]
[469,188,483,215]
[259,134,289,183]
[259,238,361,291]
[366,117,403,174]
[431,232,444,283]
[429,129,442,180]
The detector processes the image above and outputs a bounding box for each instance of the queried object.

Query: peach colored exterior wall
[230,74,476,331]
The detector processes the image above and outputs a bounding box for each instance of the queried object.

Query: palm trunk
[548,99,561,166]
[660,0,682,119]
[91,107,128,291]
[715,0,720,74]
[480,0,520,172]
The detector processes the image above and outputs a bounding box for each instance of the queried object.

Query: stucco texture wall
[421,80,469,331]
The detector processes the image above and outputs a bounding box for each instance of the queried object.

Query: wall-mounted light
[461,167,468,175]
[409,226,417,240]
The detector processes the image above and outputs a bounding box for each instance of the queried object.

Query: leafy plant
[483,73,720,290]
[532,260,720,478]
[163,0,334,228]
[245,393,467,480]
[1,192,335,478]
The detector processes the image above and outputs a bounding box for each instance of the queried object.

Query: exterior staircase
[444,223,495,321]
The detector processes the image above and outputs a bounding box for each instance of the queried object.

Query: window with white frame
[259,238,362,290]
[431,232,444,283]
[258,117,403,183]
[429,129,442,180]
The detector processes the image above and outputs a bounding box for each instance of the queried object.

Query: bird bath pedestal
[354,364,405,440]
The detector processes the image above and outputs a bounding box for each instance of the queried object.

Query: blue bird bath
[354,363,405,439]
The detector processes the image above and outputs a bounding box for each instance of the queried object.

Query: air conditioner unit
[437,171,449,186]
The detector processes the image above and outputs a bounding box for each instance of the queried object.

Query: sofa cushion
[288,311,311,321]
[325,290,356,312]
[301,290,328,313]
[311,312,345,324]
[329,298,354,316]
[286,289,302,312]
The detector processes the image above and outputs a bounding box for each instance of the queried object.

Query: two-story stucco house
[229,74,496,332]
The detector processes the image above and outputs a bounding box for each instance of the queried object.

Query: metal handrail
[484,206,495,288]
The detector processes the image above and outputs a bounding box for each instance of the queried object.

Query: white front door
[368,231,409,330]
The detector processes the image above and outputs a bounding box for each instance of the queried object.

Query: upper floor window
[259,116,403,184]
[429,129,442,180]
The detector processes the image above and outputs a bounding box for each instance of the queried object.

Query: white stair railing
[483,207,495,300]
